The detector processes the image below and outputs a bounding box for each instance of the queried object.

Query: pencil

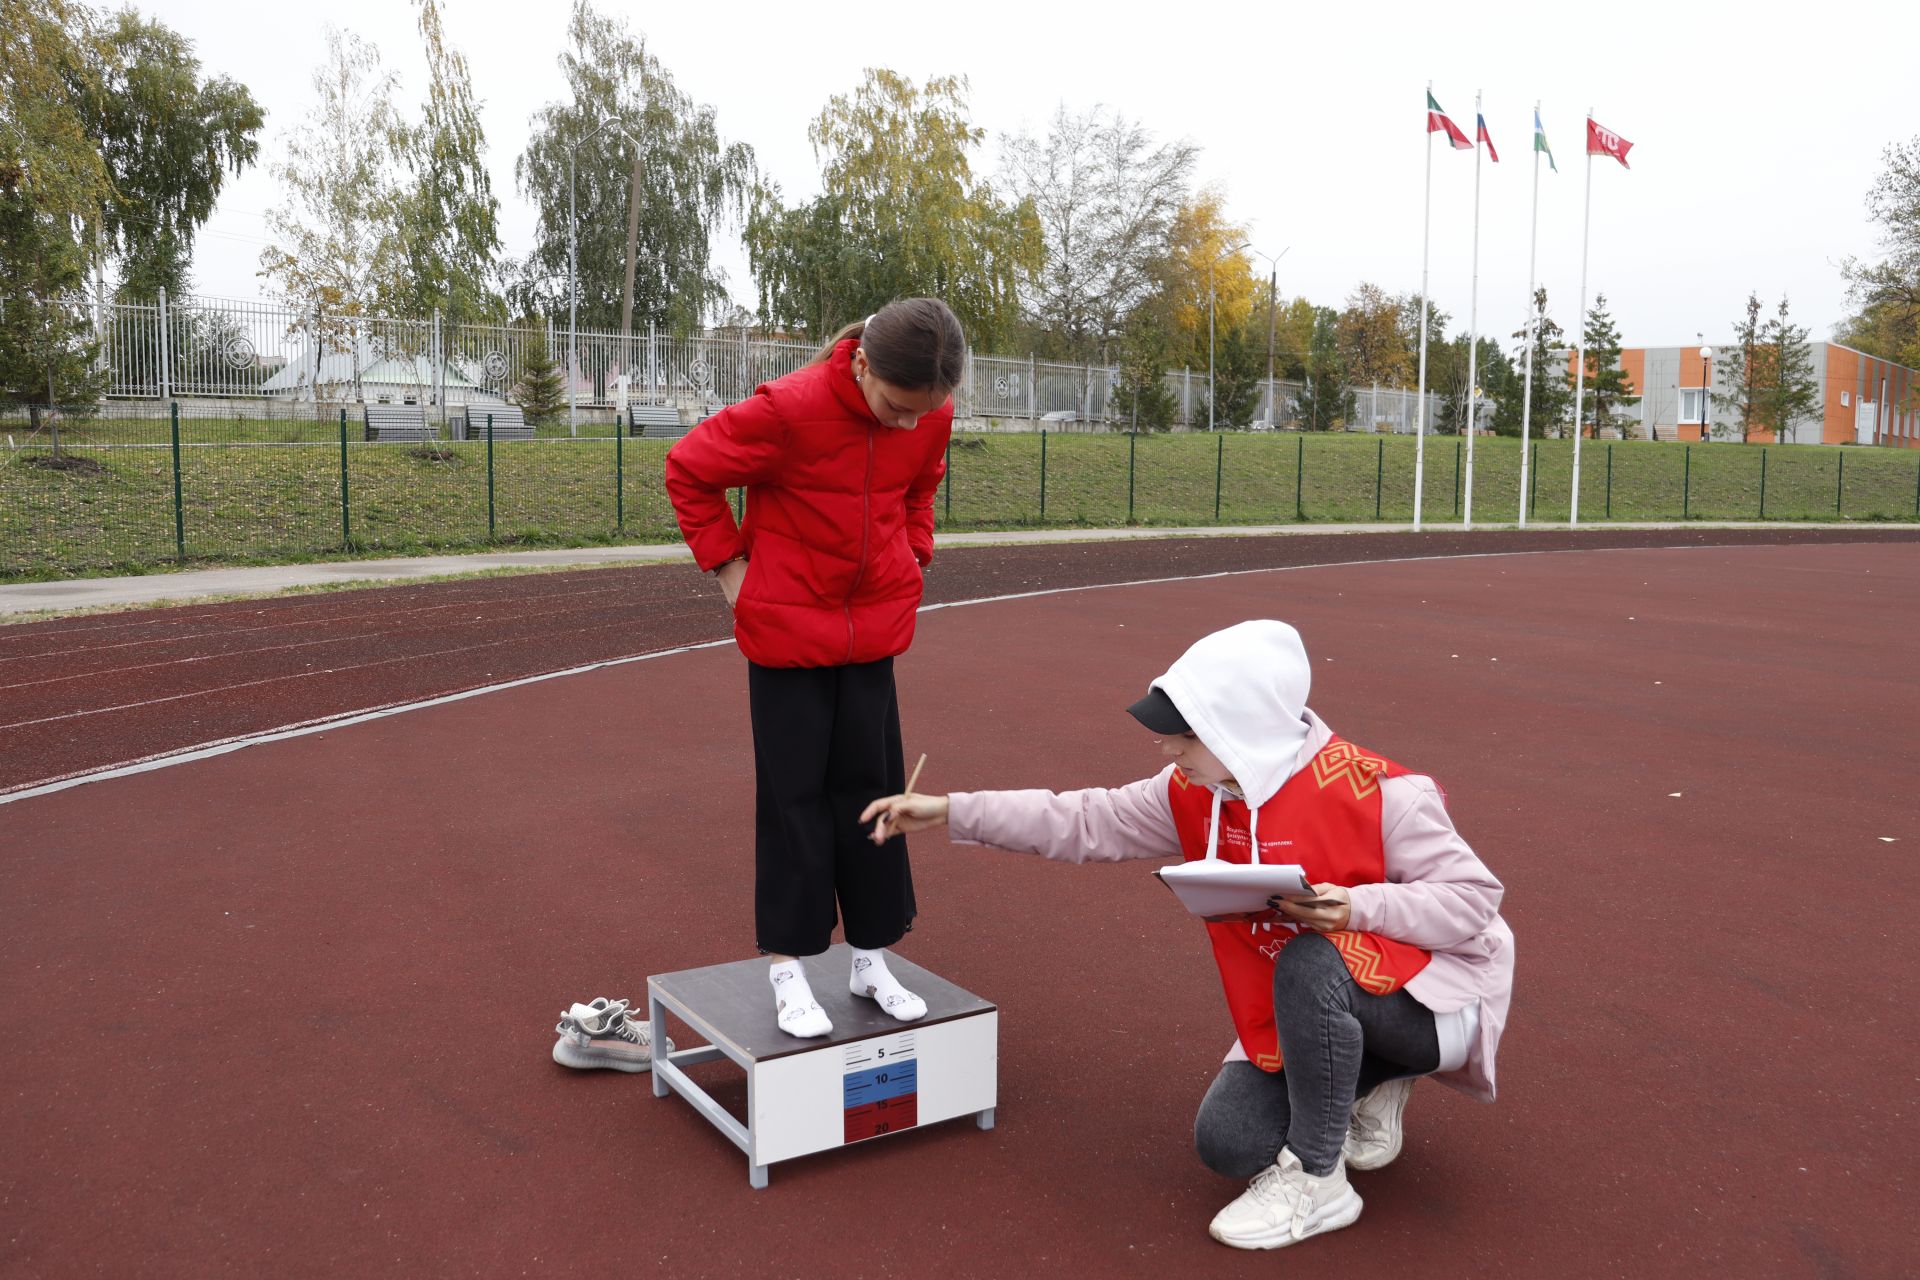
[875,753,928,843]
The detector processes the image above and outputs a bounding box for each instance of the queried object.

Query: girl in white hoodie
[860,619,1515,1251]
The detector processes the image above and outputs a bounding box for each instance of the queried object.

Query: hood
[1151,620,1312,810]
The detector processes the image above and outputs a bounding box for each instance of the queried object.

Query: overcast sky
[152,0,1915,352]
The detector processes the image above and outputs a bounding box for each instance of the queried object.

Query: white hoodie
[1150,619,1314,811]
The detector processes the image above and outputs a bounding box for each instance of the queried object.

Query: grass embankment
[4,428,1916,580]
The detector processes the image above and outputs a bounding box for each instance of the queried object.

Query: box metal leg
[649,993,669,1099]
[976,1108,995,1131]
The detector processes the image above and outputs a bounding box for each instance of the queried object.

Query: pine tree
[1579,293,1632,437]
[1111,314,1177,431]
[1295,306,1352,431]
[1515,288,1572,437]
[1718,294,1769,441]
[1762,297,1819,443]
[1206,316,1264,428]
[512,334,565,424]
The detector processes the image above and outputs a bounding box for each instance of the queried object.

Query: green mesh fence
[4,403,1917,580]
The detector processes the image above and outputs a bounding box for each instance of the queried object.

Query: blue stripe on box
[842,1059,918,1107]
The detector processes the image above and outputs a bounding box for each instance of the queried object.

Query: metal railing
[59,291,1457,432]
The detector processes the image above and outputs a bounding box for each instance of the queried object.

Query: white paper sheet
[1154,860,1315,916]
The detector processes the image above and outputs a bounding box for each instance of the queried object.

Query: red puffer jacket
[664,338,951,668]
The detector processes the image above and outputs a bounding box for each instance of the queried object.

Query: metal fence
[85,290,820,418]
[67,291,1462,432]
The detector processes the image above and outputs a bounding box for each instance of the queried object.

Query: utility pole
[620,149,643,363]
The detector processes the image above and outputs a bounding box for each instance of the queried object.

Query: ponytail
[807,318,868,367]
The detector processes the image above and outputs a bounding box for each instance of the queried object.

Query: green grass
[941,433,1920,527]
[5,431,1917,580]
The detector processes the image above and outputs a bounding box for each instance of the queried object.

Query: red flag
[1586,117,1633,168]
[1476,114,1500,162]
[1427,91,1473,150]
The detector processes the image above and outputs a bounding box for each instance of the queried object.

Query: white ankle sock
[849,948,927,1021]
[770,959,831,1038]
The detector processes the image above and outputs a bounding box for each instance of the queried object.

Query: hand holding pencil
[860,752,949,844]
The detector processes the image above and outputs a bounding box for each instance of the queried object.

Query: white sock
[849,948,927,1021]
[770,959,831,1038]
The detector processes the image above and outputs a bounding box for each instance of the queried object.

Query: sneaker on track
[1207,1147,1363,1250]
[552,998,670,1072]
[1343,1076,1414,1171]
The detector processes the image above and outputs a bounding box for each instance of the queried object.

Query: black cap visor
[1125,686,1191,735]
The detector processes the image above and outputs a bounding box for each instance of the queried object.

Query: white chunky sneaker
[1343,1077,1414,1171]
[1207,1147,1363,1250]
[552,998,671,1072]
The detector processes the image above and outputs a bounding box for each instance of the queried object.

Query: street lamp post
[568,116,640,437]
[1699,343,1714,443]
[1250,246,1290,426]
[1208,241,1250,432]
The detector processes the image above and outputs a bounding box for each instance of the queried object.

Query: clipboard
[1154,860,1314,917]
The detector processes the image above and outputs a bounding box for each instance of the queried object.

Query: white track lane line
[0,542,1767,806]
[0,596,718,695]
[0,577,648,664]
[0,639,738,803]
[0,609,719,733]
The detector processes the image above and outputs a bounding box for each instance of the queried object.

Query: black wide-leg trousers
[747,657,915,957]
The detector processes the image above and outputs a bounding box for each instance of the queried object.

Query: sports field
[1,527,1913,1277]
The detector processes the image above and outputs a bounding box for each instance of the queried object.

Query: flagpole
[1518,102,1542,528]
[1414,84,1434,532]
[1463,90,1484,530]
[1570,112,1594,526]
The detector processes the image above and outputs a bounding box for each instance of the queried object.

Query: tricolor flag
[1534,109,1557,172]
[1476,113,1500,162]
[1586,117,1633,168]
[1427,92,1472,150]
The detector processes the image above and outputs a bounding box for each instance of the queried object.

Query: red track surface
[1,526,1907,795]
[2,532,1915,1277]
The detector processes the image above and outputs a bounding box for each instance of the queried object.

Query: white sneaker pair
[1209,1078,1415,1250]
[551,997,672,1072]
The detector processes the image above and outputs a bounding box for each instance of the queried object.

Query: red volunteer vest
[1168,737,1433,1072]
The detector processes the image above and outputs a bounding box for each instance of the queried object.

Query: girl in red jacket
[664,298,962,1038]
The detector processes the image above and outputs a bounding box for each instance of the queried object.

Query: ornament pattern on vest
[1310,740,1390,799]
[1326,930,1399,996]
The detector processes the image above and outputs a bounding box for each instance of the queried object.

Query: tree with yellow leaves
[1154,189,1256,370]
[1335,283,1412,389]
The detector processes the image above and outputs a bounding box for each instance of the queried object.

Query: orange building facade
[1565,343,1919,447]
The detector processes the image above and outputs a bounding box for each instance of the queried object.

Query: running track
[1,526,1909,796]
[1,529,1915,1277]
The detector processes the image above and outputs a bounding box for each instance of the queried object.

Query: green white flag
[1534,109,1557,172]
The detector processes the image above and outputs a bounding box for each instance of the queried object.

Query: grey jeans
[1192,931,1441,1179]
